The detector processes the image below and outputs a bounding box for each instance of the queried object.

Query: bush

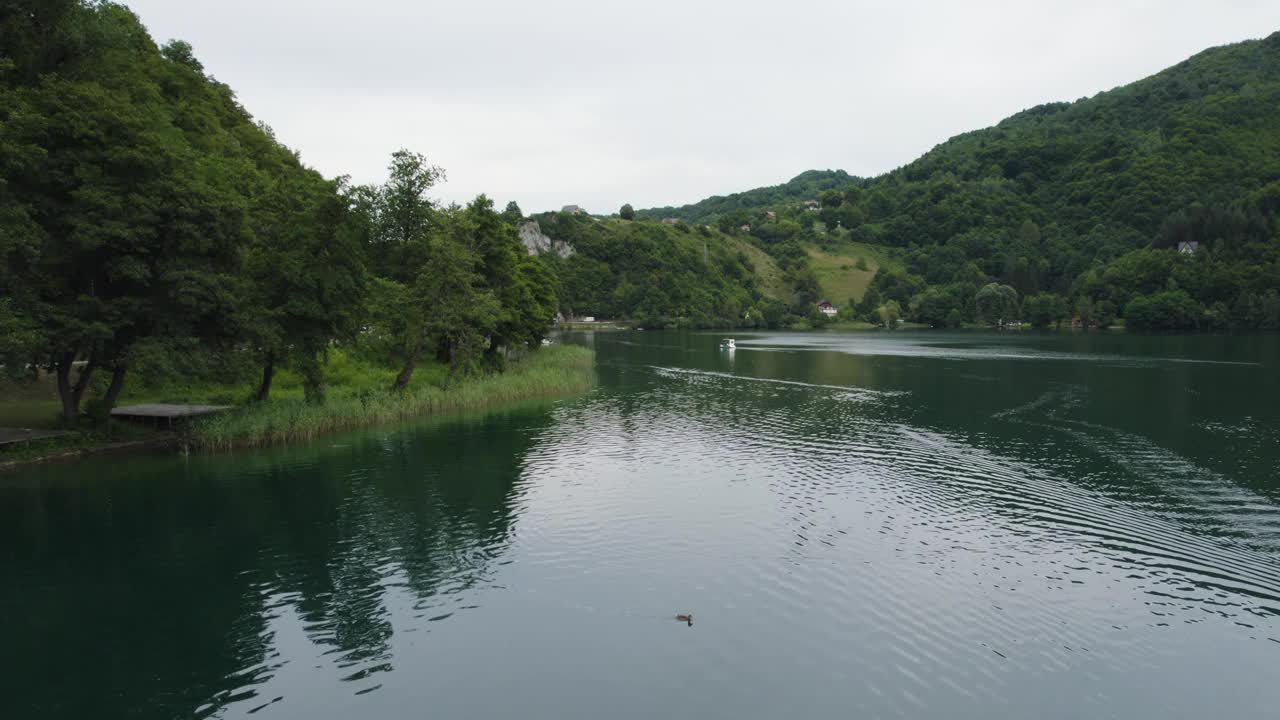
[1124,290,1203,331]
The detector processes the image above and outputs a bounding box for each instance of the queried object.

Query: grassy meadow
[806,241,903,306]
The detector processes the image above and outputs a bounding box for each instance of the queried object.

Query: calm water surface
[3,331,1280,719]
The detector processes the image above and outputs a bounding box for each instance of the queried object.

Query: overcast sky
[126,1,1279,213]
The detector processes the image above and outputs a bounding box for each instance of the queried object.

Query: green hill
[636,170,857,225]
[640,31,1280,330]
[528,213,791,327]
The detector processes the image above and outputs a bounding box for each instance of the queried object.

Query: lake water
[3,331,1280,719]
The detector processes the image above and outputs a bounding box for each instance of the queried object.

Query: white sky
[126,0,1279,213]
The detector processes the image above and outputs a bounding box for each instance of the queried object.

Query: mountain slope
[635,31,1280,330]
[644,31,1280,238]
[873,30,1280,244]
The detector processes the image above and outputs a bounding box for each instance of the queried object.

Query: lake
[3,330,1279,719]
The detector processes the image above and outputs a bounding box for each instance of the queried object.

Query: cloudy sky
[127,1,1278,213]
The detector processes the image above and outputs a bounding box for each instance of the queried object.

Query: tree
[1124,290,1203,331]
[876,300,901,328]
[0,299,44,381]
[1,10,247,421]
[349,149,449,386]
[396,235,498,385]
[620,203,635,220]
[909,286,962,327]
[244,170,367,402]
[1023,293,1069,329]
[453,195,556,367]
[856,286,882,321]
[361,149,444,281]
[502,200,523,223]
[975,283,1019,325]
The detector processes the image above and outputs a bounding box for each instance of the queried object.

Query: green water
[3,331,1279,719]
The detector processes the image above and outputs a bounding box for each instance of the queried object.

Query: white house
[817,300,838,317]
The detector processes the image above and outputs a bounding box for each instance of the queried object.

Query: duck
[675,613,693,626]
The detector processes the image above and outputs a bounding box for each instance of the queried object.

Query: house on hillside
[766,210,777,220]
[817,300,838,317]
[1178,240,1200,254]
[803,200,821,211]
[561,205,585,215]
[740,224,751,232]
[661,218,681,225]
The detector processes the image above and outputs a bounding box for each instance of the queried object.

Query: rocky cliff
[518,221,575,258]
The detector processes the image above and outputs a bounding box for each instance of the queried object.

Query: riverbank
[0,345,595,467]
[557,321,632,331]
[0,435,178,473]
[190,345,595,450]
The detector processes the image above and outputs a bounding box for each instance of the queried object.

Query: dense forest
[638,31,1280,330]
[0,1,559,425]
[526,211,801,328]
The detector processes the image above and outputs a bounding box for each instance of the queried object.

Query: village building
[817,300,838,317]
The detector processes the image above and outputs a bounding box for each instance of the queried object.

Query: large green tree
[1,5,249,420]
[244,170,367,402]
[975,283,1020,325]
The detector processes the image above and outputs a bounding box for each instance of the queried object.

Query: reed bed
[191,345,594,451]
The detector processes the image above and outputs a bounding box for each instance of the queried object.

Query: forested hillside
[0,1,559,425]
[526,212,793,327]
[640,31,1280,330]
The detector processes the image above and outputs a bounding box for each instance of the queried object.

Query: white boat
[720,338,736,349]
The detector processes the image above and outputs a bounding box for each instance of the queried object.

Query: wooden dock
[0,428,73,449]
[110,403,233,429]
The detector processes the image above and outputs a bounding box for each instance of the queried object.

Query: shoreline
[190,345,595,451]
[1,346,595,471]
[0,436,179,473]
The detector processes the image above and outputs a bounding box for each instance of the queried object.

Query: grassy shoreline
[0,346,594,469]
[189,345,595,451]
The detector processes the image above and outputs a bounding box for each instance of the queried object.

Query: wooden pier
[110,403,233,429]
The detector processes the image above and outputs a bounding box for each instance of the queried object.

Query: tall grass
[120,347,412,407]
[190,345,594,451]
